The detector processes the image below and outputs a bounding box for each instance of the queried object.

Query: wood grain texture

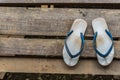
[0,8,120,37]
[0,58,119,75]
[0,0,120,3]
[0,38,119,59]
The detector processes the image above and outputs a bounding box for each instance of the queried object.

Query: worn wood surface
[0,58,119,75]
[0,6,119,75]
[0,0,120,4]
[0,38,119,59]
[0,8,120,37]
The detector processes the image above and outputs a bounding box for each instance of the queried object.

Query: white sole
[92,18,114,66]
[63,19,87,66]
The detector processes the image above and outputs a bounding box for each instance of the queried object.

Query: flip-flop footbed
[63,19,87,66]
[92,18,114,66]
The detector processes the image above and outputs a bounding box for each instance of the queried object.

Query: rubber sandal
[63,19,87,67]
[92,18,114,66]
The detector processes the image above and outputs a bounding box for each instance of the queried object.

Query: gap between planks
[0,4,120,9]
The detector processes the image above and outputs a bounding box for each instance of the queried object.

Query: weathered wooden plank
[0,38,119,59]
[0,8,120,37]
[0,0,120,4]
[0,58,119,75]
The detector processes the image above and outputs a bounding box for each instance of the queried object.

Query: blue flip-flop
[92,18,114,66]
[63,19,87,66]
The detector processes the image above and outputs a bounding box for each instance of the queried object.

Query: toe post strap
[65,30,84,58]
[93,29,113,58]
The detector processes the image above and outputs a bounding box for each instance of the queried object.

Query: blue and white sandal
[92,18,114,66]
[63,19,87,66]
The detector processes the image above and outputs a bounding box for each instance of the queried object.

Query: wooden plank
[0,8,120,37]
[0,0,120,4]
[0,58,119,75]
[0,38,120,59]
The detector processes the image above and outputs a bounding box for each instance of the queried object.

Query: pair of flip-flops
[63,18,114,67]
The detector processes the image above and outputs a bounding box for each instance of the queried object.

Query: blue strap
[93,29,113,58]
[65,30,84,58]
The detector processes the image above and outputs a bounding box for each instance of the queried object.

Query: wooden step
[0,0,120,4]
[0,8,119,37]
[0,38,119,58]
[0,58,119,75]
